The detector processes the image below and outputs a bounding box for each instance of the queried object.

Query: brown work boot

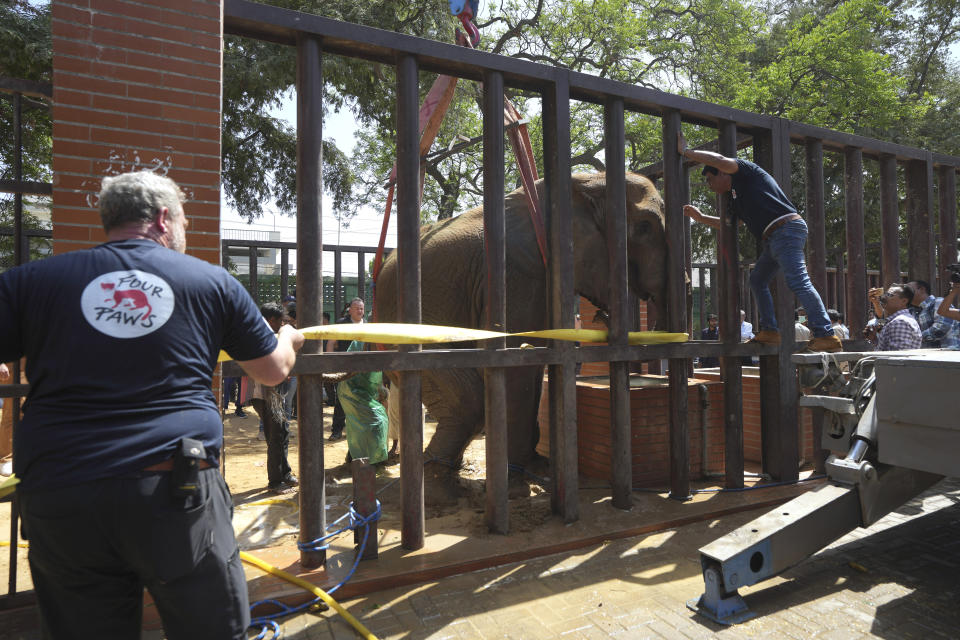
[748,330,781,345]
[807,334,843,353]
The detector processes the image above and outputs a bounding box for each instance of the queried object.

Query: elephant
[374,172,669,501]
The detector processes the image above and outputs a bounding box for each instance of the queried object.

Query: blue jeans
[749,219,834,338]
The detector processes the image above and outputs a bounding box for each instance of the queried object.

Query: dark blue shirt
[0,239,277,491]
[729,159,798,240]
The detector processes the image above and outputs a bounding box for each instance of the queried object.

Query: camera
[949,264,960,284]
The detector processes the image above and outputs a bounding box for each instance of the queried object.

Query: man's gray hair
[99,171,185,232]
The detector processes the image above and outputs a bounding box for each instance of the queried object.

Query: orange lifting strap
[370,29,547,296]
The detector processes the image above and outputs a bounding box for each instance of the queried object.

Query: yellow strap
[219,323,688,362]
[240,550,379,640]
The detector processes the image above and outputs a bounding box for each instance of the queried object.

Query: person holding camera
[906,279,958,348]
[936,282,960,325]
[866,284,922,350]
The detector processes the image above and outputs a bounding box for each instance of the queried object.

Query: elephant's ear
[571,173,607,231]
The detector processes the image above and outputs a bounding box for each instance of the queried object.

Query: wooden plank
[878,154,901,289]
[280,248,289,300]
[805,139,827,296]
[334,249,343,317]
[755,122,798,482]
[396,53,425,551]
[482,69,509,534]
[357,252,366,301]
[845,148,867,338]
[351,459,379,559]
[248,245,258,302]
[222,340,782,378]
[716,120,744,489]
[661,109,690,500]
[295,34,327,569]
[906,155,935,283]
[604,97,631,510]
[0,76,52,98]
[543,71,578,523]
[0,180,52,196]
[937,166,958,290]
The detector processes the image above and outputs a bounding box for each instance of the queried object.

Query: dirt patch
[0,399,546,595]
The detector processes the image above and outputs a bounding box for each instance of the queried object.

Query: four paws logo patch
[81,270,175,338]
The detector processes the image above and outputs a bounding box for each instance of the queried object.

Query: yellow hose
[239,550,378,640]
[0,541,28,548]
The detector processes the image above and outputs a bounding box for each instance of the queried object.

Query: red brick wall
[51,0,222,264]
[695,370,816,464]
[537,376,726,487]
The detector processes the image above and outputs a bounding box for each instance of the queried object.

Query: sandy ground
[0,398,539,596]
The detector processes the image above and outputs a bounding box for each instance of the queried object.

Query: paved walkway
[3,478,957,639]
[237,478,960,640]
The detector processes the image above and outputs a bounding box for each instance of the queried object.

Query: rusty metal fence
[224,0,960,559]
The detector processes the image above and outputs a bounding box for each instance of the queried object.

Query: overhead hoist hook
[449,0,481,47]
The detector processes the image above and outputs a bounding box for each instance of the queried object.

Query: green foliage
[731,0,930,133]
[0,1,51,184]
[2,0,959,259]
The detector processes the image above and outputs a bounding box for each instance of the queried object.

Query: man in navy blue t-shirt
[0,171,305,639]
[678,134,841,353]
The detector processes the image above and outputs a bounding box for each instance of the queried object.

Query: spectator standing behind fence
[282,301,298,420]
[827,309,849,340]
[739,309,753,341]
[678,133,841,353]
[326,297,365,441]
[870,284,922,351]
[251,302,300,495]
[699,313,720,368]
[0,171,305,638]
[337,340,389,466]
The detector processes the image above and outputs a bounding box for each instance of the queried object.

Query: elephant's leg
[505,365,548,473]
[420,367,485,504]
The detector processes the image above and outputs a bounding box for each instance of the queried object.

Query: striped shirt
[914,294,960,348]
[877,308,922,351]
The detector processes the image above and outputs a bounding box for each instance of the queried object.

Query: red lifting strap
[371,33,548,301]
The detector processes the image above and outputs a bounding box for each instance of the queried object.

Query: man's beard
[170,220,187,253]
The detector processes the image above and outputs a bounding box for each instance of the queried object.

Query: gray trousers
[19,468,249,639]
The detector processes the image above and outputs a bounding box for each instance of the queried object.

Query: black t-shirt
[729,159,799,240]
[334,315,362,352]
[0,239,277,491]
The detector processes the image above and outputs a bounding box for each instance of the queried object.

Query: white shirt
[740,321,754,341]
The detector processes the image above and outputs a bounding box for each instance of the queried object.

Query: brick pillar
[51,0,223,265]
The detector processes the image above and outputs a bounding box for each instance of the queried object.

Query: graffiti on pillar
[81,147,193,208]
